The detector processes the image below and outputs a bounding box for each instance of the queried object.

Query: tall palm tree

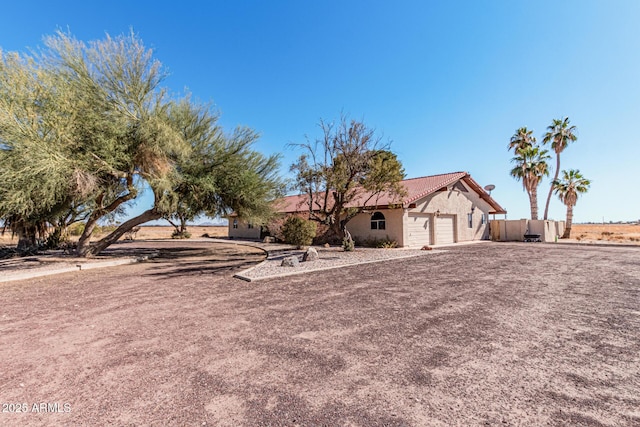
[510,146,551,220]
[553,169,591,238]
[542,117,577,220]
[508,127,536,154]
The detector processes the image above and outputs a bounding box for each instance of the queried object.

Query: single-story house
[228,171,507,247]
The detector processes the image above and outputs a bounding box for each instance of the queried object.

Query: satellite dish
[484,184,495,195]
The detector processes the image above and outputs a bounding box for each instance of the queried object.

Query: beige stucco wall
[503,219,528,241]
[268,180,502,247]
[528,220,556,242]
[228,218,261,239]
[408,181,492,244]
[346,208,405,246]
[491,219,565,242]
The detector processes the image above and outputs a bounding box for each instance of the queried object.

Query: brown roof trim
[268,172,507,215]
[461,174,507,215]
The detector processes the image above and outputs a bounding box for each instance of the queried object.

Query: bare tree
[290,115,406,244]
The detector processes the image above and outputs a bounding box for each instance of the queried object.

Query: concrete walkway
[0,253,155,283]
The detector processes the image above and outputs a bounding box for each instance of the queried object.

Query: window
[481,214,486,225]
[248,223,254,229]
[232,219,238,229]
[371,212,386,230]
[467,213,473,228]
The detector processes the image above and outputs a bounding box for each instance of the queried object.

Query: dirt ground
[571,223,640,244]
[0,241,639,426]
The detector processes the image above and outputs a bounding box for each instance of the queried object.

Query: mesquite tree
[290,115,406,244]
[0,31,281,256]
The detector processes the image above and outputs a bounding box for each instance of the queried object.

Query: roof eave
[404,172,468,205]
[461,175,507,214]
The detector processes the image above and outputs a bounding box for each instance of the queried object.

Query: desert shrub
[361,236,398,248]
[601,231,614,236]
[282,216,316,248]
[171,230,192,239]
[342,236,355,252]
[378,240,398,249]
[68,222,85,236]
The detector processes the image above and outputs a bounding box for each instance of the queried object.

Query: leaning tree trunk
[77,182,138,256]
[76,215,101,255]
[543,154,561,220]
[77,209,162,257]
[562,205,574,239]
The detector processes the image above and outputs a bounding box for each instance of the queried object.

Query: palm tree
[508,127,536,154]
[542,117,577,220]
[553,169,591,238]
[510,146,551,220]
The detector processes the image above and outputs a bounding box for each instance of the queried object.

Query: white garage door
[436,215,455,245]
[407,214,430,247]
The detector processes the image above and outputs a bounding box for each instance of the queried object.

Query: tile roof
[276,172,507,214]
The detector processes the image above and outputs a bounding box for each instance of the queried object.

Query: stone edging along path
[0,254,156,283]
[223,240,447,282]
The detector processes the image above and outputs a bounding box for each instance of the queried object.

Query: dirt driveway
[1,241,639,426]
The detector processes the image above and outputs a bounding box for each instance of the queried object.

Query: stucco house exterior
[228,171,506,247]
[227,216,262,240]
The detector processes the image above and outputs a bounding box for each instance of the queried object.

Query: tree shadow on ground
[143,259,262,278]
[140,246,265,278]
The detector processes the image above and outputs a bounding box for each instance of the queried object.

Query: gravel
[234,245,445,281]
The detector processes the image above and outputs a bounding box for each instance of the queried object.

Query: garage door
[407,214,430,247]
[436,215,455,245]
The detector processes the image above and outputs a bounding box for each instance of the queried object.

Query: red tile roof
[276,172,507,215]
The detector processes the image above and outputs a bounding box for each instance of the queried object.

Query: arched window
[232,219,238,229]
[371,212,386,230]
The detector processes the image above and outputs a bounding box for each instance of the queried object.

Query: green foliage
[552,169,591,208]
[508,127,536,153]
[282,216,317,248]
[509,146,551,190]
[0,31,282,256]
[509,141,551,220]
[553,169,591,238]
[342,236,355,252]
[543,117,578,154]
[541,117,578,220]
[171,230,192,239]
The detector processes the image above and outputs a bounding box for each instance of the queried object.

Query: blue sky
[2,1,639,223]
